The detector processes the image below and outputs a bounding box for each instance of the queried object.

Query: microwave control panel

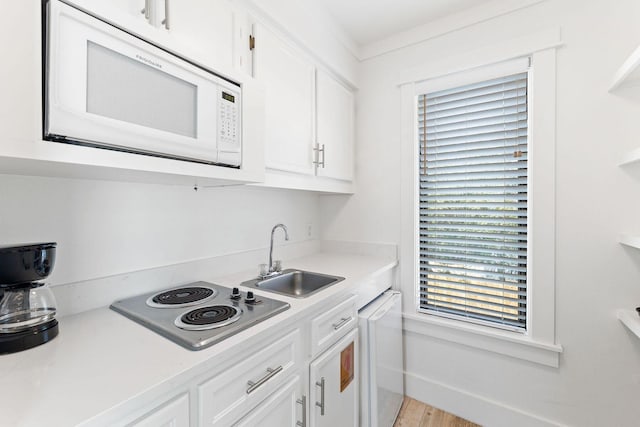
[218,89,240,149]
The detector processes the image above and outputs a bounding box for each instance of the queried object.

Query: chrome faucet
[268,223,289,275]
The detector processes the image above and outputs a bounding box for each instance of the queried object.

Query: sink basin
[243,269,345,298]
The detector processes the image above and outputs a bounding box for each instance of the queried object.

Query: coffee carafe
[0,243,59,354]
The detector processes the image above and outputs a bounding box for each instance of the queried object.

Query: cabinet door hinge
[249,35,256,50]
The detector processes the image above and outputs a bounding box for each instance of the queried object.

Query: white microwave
[44,0,242,167]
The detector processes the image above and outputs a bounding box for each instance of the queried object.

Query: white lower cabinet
[311,295,357,356]
[198,329,301,426]
[309,329,359,427]
[129,393,190,427]
[233,376,303,427]
[112,295,368,427]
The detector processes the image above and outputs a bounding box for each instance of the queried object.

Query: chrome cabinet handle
[332,316,351,331]
[313,143,325,168]
[315,377,325,416]
[296,395,307,427]
[246,365,283,394]
[320,144,326,168]
[161,0,170,29]
[141,0,150,20]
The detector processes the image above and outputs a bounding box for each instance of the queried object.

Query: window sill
[403,312,562,368]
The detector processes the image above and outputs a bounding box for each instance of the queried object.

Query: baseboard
[405,371,566,427]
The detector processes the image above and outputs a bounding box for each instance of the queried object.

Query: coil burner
[146,286,217,308]
[174,305,242,330]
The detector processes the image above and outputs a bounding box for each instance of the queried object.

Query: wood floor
[393,397,481,427]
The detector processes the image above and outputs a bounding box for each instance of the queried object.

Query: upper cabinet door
[61,0,235,70]
[62,0,154,31]
[253,23,316,176]
[316,70,355,182]
[166,0,234,69]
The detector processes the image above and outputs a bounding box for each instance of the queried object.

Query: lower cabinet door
[233,376,302,427]
[309,329,358,427]
[130,393,190,427]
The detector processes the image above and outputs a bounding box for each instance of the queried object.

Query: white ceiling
[317,0,495,46]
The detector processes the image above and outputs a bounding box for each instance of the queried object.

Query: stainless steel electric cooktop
[110,281,290,350]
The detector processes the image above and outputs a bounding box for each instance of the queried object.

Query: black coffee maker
[0,243,59,354]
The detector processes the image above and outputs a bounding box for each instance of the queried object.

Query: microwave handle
[161,0,171,30]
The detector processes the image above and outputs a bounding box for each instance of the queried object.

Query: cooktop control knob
[230,287,241,300]
[245,291,256,303]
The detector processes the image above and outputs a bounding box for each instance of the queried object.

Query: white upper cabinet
[62,0,163,38]
[253,22,316,176]
[164,0,234,69]
[63,0,235,71]
[250,20,356,192]
[316,70,355,182]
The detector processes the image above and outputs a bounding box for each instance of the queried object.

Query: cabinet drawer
[199,329,301,426]
[233,376,301,427]
[311,295,357,356]
[129,393,189,427]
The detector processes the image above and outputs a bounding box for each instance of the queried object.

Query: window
[417,72,529,331]
[399,33,562,366]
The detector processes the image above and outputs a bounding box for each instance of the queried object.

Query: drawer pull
[246,365,283,394]
[315,377,325,416]
[296,395,307,427]
[332,317,351,331]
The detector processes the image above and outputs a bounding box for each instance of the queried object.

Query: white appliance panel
[359,291,404,427]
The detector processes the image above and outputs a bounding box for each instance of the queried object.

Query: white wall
[320,0,640,425]
[0,175,319,286]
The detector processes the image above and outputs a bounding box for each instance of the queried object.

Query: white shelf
[618,309,640,339]
[620,147,640,167]
[610,45,640,92]
[619,234,640,249]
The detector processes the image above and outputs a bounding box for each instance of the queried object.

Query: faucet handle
[274,260,283,272]
[258,263,269,277]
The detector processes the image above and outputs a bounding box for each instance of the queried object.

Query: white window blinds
[418,72,528,331]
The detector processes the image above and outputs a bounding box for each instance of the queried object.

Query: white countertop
[0,252,396,427]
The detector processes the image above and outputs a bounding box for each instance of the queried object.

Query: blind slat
[420,104,527,127]
[420,270,526,289]
[421,243,525,257]
[418,71,528,330]
[421,265,525,283]
[420,137,527,155]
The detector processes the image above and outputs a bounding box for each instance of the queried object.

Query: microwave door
[46,0,221,164]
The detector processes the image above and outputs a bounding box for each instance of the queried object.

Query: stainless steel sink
[242,269,345,298]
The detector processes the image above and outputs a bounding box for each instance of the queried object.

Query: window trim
[399,31,562,367]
